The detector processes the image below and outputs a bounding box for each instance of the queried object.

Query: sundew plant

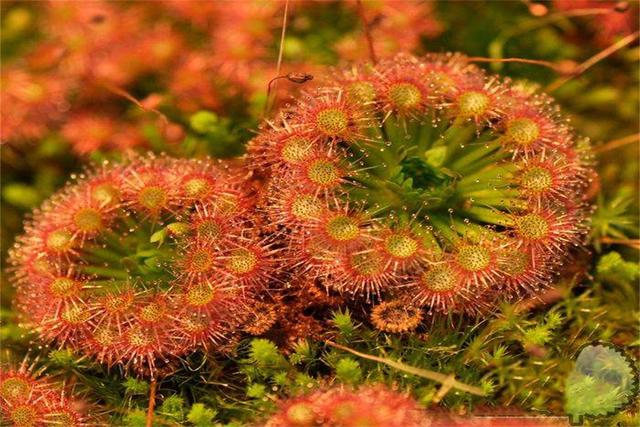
[8,156,278,377]
[251,52,594,320]
[1,1,638,426]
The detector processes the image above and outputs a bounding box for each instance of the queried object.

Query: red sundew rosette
[284,207,408,299]
[188,206,240,245]
[43,181,121,243]
[119,161,184,218]
[8,156,275,376]
[83,323,124,368]
[116,316,179,374]
[26,222,81,262]
[409,259,486,315]
[248,52,594,319]
[451,240,506,289]
[420,52,484,100]
[315,208,370,248]
[404,232,506,315]
[178,164,226,203]
[0,371,42,410]
[177,239,226,286]
[284,230,337,280]
[330,64,380,107]
[16,270,90,343]
[288,151,352,199]
[221,238,281,289]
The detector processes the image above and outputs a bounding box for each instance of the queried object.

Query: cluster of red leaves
[8,156,276,376]
[249,53,594,323]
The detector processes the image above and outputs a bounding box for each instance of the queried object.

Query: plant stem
[264,0,290,118]
[146,378,157,427]
[593,133,640,154]
[546,31,640,92]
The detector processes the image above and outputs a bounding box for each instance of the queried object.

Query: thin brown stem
[266,75,289,104]
[325,340,485,396]
[356,0,378,65]
[264,0,290,118]
[546,31,640,92]
[274,0,289,86]
[600,237,640,250]
[264,72,313,119]
[467,56,563,72]
[490,5,628,69]
[146,378,157,427]
[593,133,640,154]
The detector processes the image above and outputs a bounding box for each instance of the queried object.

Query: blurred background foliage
[1,1,638,425]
